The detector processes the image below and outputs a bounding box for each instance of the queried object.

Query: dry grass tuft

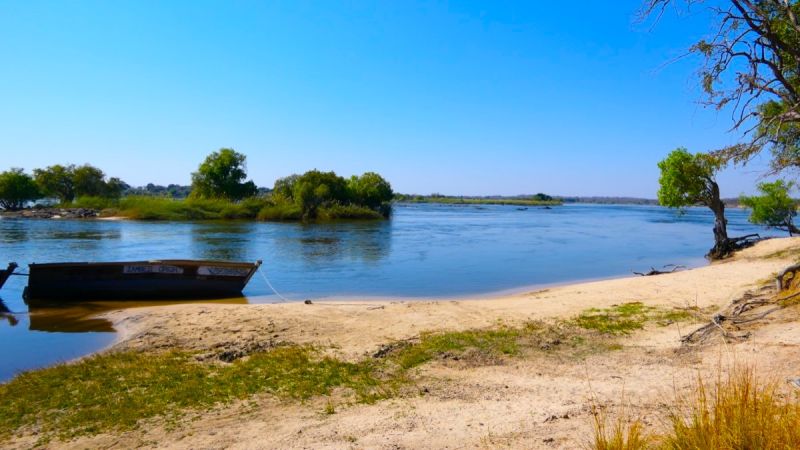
[590,408,650,450]
[662,367,800,449]
[590,366,800,449]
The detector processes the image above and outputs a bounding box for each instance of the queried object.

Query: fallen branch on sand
[633,264,686,276]
[682,262,800,345]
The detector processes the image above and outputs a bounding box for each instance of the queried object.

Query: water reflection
[190,222,253,261]
[278,221,392,265]
[0,226,28,244]
[45,230,122,241]
[0,298,19,327]
[25,297,250,333]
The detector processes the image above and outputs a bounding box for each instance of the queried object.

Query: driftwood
[682,262,800,345]
[633,264,686,276]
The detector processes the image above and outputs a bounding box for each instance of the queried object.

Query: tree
[33,164,76,203]
[72,164,109,197]
[105,177,127,199]
[292,170,349,219]
[190,149,258,200]
[657,148,735,259]
[273,174,299,200]
[0,168,41,210]
[642,0,800,173]
[347,172,393,210]
[741,179,800,234]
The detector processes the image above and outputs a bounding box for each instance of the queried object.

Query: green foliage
[256,202,303,221]
[71,196,118,210]
[190,148,257,200]
[292,170,350,219]
[0,168,40,211]
[657,148,723,208]
[72,165,108,197]
[316,204,383,220]
[33,164,124,203]
[33,164,76,203]
[347,172,393,210]
[272,174,299,201]
[645,1,800,173]
[112,196,269,220]
[267,170,391,221]
[740,180,799,234]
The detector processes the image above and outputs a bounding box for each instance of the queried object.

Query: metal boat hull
[23,260,261,302]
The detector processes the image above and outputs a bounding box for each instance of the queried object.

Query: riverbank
[3,237,800,449]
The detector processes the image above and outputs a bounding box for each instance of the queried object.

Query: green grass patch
[110,196,271,220]
[0,346,391,443]
[317,203,384,220]
[388,321,619,370]
[0,318,640,443]
[256,202,303,221]
[90,195,387,222]
[393,327,523,369]
[70,196,119,210]
[570,302,693,335]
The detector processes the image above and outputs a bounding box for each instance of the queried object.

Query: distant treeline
[558,196,659,205]
[0,149,394,222]
[395,193,560,206]
[122,183,271,199]
[559,196,745,207]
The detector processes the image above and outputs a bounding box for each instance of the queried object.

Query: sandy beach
[10,237,800,449]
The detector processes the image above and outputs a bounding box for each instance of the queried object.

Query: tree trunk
[787,222,800,236]
[707,181,731,260]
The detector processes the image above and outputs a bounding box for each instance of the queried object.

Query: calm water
[0,203,777,380]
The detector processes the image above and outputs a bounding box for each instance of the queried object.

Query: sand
[14,237,800,449]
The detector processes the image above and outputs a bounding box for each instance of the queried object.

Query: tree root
[707,234,763,260]
[681,283,785,345]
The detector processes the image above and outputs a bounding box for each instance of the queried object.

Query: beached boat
[0,262,17,291]
[0,260,261,302]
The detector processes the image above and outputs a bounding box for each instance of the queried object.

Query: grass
[68,195,388,222]
[570,302,693,335]
[591,411,650,450]
[590,366,800,449]
[662,367,800,449]
[392,326,523,369]
[0,306,693,444]
[109,196,269,220]
[0,346,390,443]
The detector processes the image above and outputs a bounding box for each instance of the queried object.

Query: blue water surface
[0,203,779,380]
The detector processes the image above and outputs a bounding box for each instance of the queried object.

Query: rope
[257,265,292,303]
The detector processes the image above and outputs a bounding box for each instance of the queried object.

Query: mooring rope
[256,265,292,303]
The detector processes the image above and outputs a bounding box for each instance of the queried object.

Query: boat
[0,262,17,290]
[0,259,262,302]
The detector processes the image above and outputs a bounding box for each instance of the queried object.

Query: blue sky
[0,1,777,197]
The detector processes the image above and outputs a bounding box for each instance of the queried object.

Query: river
[0,203,777,380]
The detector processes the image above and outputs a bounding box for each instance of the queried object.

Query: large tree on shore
[190,149,257,200]
[657,148,738,258]
[642,0,800,172]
